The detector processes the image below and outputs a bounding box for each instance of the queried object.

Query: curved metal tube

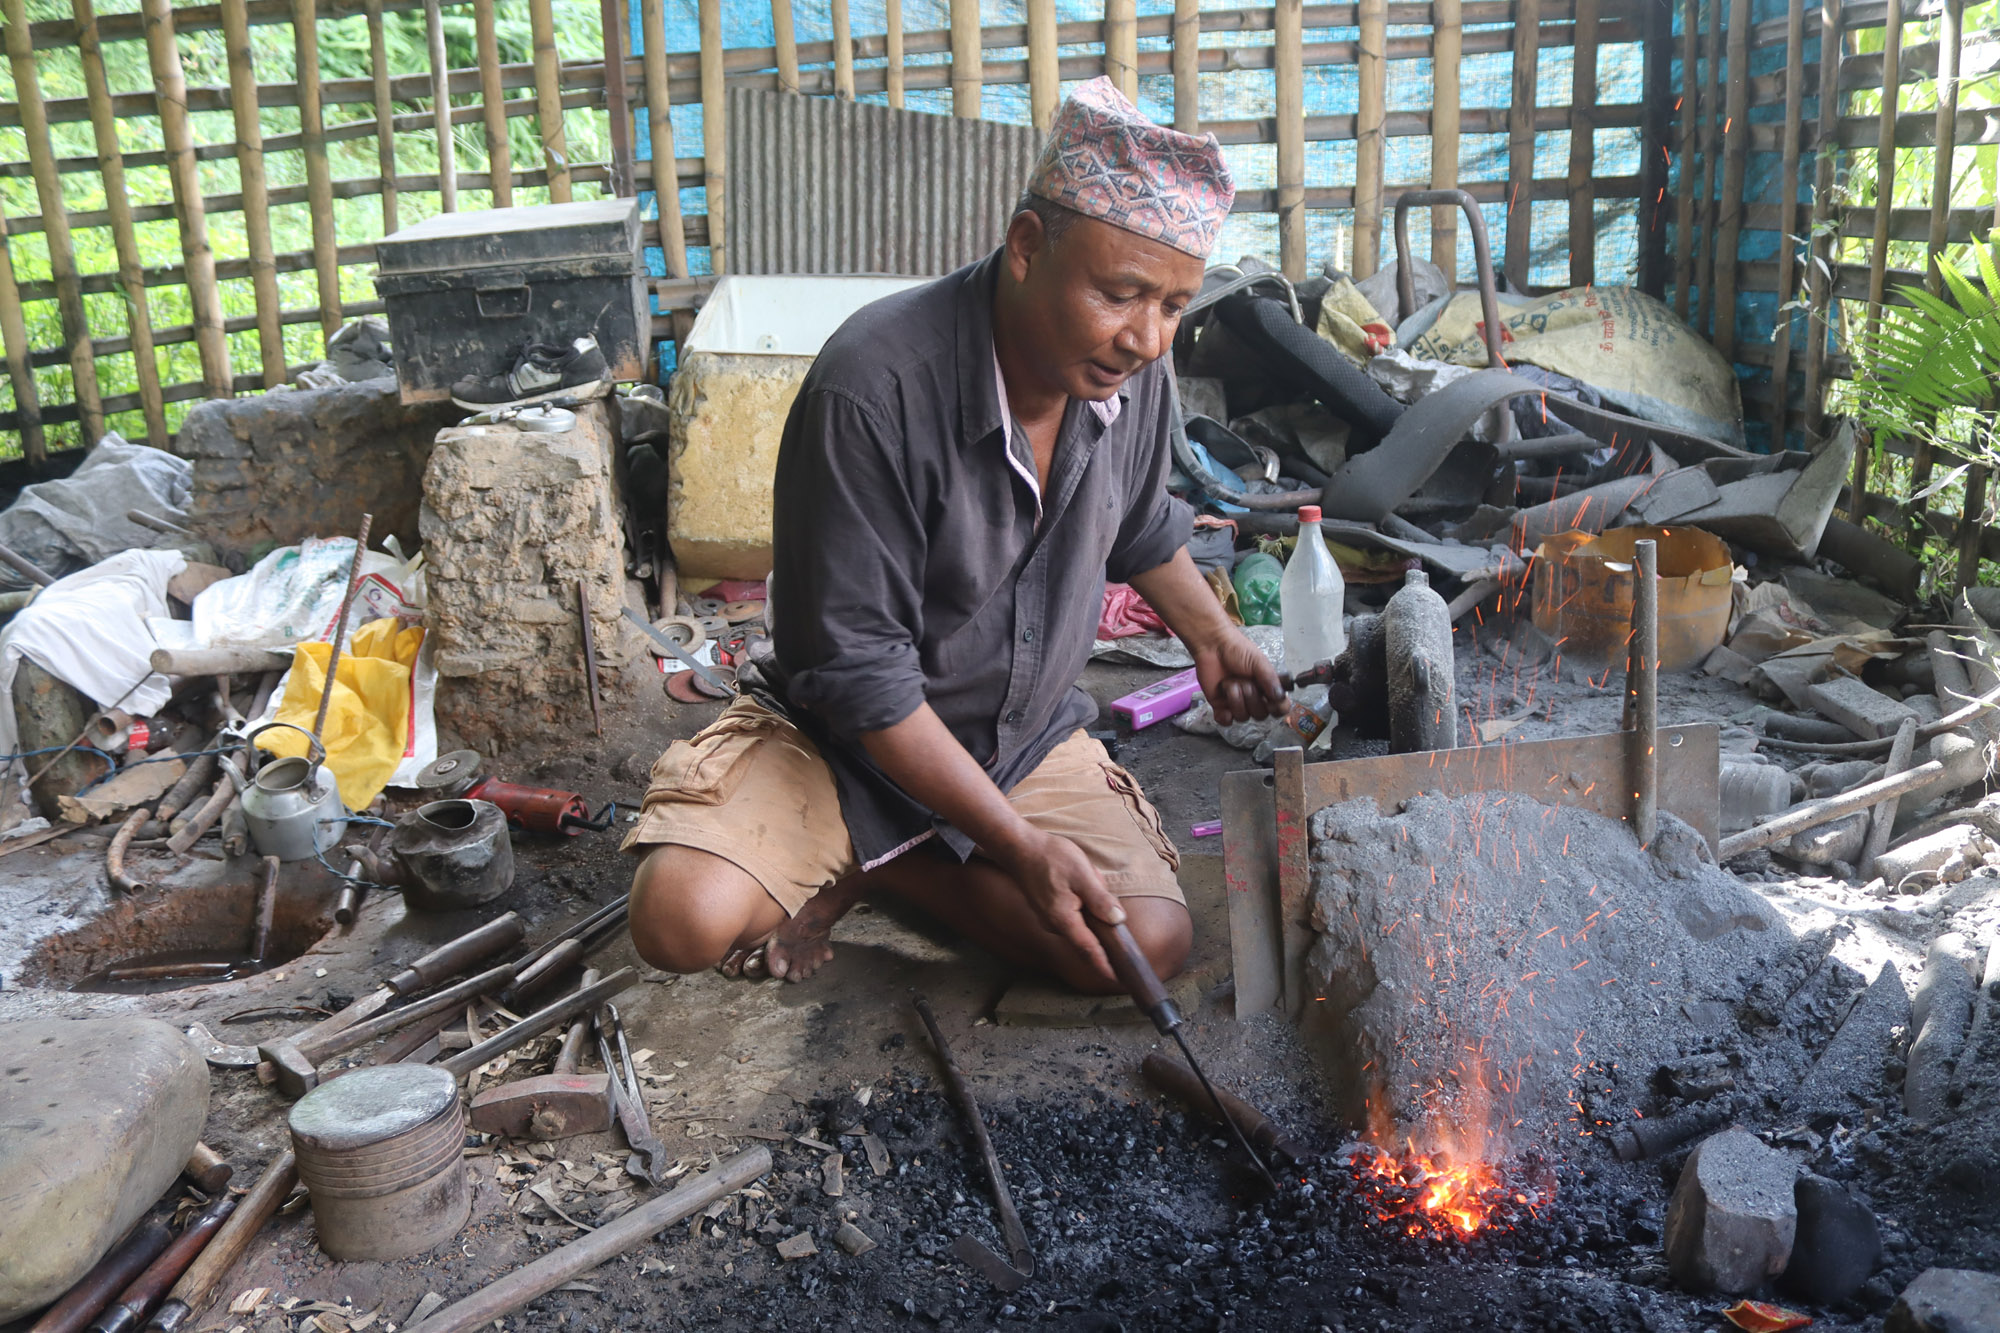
[107,807,151,894]
[1393,188,1505,370]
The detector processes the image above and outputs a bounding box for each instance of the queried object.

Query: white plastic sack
[0,435,192,590]
[191,537,425,648]
[0,549,187,761]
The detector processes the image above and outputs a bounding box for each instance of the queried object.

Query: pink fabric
[1026,76,1234,259]
[1098,583,1170,639]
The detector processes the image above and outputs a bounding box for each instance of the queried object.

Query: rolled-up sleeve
[1104,371,1193,584]
[770,385,930,740]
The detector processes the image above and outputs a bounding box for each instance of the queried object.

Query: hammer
[467,969,614,1140]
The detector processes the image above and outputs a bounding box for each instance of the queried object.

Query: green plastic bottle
[1232,551,1284,626]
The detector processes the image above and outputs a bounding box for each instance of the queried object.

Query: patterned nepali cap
[1025,76,1234,260]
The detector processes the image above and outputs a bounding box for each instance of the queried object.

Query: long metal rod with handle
[914,995,1033,1291]
[619,604,733,693]
[400,1149,771,1333]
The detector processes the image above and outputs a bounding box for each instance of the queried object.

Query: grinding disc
[414,749,483,795]
[646,616,707,659]
[689,597,726,618]
[696,615,730,642]
[721,600,765,624]
[665,666,734,704]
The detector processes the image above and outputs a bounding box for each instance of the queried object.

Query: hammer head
[468,1071,615,1141]
[257,1039,320,1100]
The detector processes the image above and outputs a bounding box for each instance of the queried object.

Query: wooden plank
[1028,0,1058,128]
[1279,0,1309,279]
[1172,0,1198,132]
[1695,0,1721,334]
[1805,0,1843,440]
[699,0,724,271]
[143,0,233,395]
[1353,0,1385,279]
[475,0,511,207]
[1712,0,1750,359]
[426,0,456,210]
[74,0,167,442]
[1568,0,1598,288]
[292,0,341,341]
[1106,0,1138,102]
[832,0,854,99]
[1926,0,1962,292]
[1767,0,1806,448]
[1430,0,1462,277]
[220,0,283,391]
[884,0,903,108]
[771,0,798,94]
[950,0,981,119]
[1672,0,1698,318]
[531,0,572,200]
[1506,0,1542,288]
[0,203,46,465]
[2,0,103,444]
[640,0,687,278]
[367,0,399,229]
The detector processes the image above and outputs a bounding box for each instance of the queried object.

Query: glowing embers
[1338,1141,1554,1242]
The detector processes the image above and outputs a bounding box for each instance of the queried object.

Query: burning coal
[1337,1141,1555,1242]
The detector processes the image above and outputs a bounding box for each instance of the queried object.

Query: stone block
[173,379,459,566]
[1805,676,1921,741]
[1663,1129,1799,1294]
[1886,1268,2000,1333]
[1781,1174,1880,1305]
[666,350,801,581]
[1785,962,1909,1123]
[420,402,627,749]
[0,1018,210,1321]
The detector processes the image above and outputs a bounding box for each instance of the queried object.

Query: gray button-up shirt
[755,249,1192,870]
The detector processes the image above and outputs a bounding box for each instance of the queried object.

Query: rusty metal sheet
[1223,724,1720,1019]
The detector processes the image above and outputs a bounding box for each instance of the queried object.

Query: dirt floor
[3,643,1998,1332]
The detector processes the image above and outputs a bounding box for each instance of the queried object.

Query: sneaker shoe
[451,335,612,410]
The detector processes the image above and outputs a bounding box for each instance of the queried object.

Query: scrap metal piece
[1141,1051,1312,1164]
[620,604,733,694]
[187,1023,260,1069]
[913,996,1033,1293]
[577,581,603,738]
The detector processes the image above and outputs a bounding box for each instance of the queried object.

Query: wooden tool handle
[553,969,599,1074]
[149,1153,298,1330]
[441,968,639,1079]
[388,911,527,995]
[1092,920,1173,1023]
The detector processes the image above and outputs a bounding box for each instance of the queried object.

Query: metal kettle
[236,721,346,862]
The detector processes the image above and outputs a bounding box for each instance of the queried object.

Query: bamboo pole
[1430,0,1462,279]
[475,0,511,207]
[602,0,635,193]
[771,0,798,95]
[1567,0,1598,289]
[1957,463,1988,589]
[1672,0,1698,319]
[426,0,457,210]
[3,0,104,444]
[1027,0,1057,129]
[640,0,687,279]
[1806,0,1843,441]
[1171,0,1198,133]
[1712,0,1750,360]
[1864,0,1901,347]
[292,0,342,341]
[0,204,46,467]
[1106,0,1137,103]
[1505,0,1542,289]
[367,0,399,231]
[1766,0,1805,449]
[1694,0,1721,335]
[531,0,572,201]
[950,0,981,120]
[699,0,725,272]
[1926,0,1962,294]
[142,0,233,396]
[1277,0,1308,281]
[832,0,854,99]
[74,0,167,444]
[1353,0,1385,280]
[219,0,284,391]
[885,0,904,109]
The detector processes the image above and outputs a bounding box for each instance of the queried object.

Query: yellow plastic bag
[262,618,425,810]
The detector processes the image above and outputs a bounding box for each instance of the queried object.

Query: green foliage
[1853,234,2000,435]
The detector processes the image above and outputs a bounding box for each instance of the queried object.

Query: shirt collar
[958,247,1128,446]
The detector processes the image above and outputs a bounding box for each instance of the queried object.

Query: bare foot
[766,877,867,982]
[716,943,770,980]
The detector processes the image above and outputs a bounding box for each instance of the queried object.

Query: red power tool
[413,751,616,837]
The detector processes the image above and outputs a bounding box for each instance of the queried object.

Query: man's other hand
[1191,625,1286,727]
[993,827,1125,986]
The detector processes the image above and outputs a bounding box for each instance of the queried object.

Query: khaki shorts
[622,697,1183,916]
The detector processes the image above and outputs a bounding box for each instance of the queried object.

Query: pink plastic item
[1110,667,1201,729]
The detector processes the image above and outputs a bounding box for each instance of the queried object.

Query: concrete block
[666,351,801,582]
[0,1018,210,1321]
[1663,1128,1799,1295]
[1806,676,1922,741]
[1886,1268,2000,1333]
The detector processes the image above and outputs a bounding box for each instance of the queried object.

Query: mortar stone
[1663,1128,1799,1295]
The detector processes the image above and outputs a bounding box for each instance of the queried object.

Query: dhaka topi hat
[1025,76,1234,260]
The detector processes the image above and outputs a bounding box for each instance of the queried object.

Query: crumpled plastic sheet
[0,435,191,592]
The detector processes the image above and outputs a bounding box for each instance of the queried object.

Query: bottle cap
[1297,504,1322,524]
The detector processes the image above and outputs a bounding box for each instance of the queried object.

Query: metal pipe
[141,1154,298,1333]
[86,1196,235,1333]
[26,1221,173,1333]
[166,780,236,856]
[105,962,233,983]
[1393,188,1504,367]
[0,539,55,586]
[313,514,372,744]
[578,580,602,737]
[126,509,190,537]
[107,808,150,894]
[1141,1051,1311,1163]
[439,968,641,1079]
[147,647,292,677]
[1626,537,1659,845]
[249,854,281,967]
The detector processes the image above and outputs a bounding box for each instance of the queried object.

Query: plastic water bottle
[1280,504,1346,676]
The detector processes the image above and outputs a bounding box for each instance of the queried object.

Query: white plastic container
[1280,505,1347,675]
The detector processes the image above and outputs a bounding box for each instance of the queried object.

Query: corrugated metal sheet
[728,89,1044,277]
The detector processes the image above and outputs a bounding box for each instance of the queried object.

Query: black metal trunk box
[374,199,648,404]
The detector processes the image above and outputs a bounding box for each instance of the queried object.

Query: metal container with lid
[288,1065,471,1261]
